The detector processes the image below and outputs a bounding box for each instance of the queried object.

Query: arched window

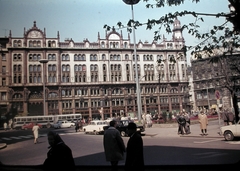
[29,41,33,47]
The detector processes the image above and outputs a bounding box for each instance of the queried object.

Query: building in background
[190,47,240,114]
[0,19,189,120]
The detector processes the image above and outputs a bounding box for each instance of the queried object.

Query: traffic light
[227,0,240,34]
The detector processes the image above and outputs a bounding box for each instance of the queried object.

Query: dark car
[103,120,145,137]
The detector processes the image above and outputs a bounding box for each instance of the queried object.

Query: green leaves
[103,0,240,61]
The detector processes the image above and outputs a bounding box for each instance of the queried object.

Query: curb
[0,143,7,150]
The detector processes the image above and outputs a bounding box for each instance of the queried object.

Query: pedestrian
[176,112,186,135]
[8,119,12,130]
[125,122,144,171]
[183,111,191,134]
[219,105,228,126]
[227,108,235,125]
[75,120,79,132]
[43,131,75,171]
[145,113,152,128]
[198,110,208,136]
[103,120,125,171]
[4,122,7,131]
[32,122,40,144]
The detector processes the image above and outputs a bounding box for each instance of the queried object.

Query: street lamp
[39,59,49,116]
[122,0,142,121]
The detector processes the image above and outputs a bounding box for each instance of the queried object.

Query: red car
[21,122,42,130]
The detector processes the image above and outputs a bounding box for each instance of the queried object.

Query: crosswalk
[0,132,83,142]
[0,134,47,141]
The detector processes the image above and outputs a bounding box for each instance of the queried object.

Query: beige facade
[0,19,189,119]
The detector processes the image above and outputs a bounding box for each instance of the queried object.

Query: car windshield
[89,122,96,125]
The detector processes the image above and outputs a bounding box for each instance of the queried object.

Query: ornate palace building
[0,19,189,119]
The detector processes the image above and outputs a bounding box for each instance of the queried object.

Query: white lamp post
[39,59,49,116]
[123,0,142,121]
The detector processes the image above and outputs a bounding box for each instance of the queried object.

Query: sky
[0,0,230,63]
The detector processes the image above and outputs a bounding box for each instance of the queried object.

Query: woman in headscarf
[43,131,75,171]
[198,110,208,136]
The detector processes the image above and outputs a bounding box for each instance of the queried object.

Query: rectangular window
[2,54,6,60]
[1,92,7,100]
[2,66,6,74]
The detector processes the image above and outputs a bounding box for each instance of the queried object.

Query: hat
[128,122,137,130]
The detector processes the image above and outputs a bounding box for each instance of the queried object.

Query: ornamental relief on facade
[27,30,43,38]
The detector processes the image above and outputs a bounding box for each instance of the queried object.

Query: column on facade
[157,85,161,114]
[23,102,28,115]
[88,97,92,120]
[72,99,76,114]
[168,96,172,112]
[179,95,183,112]
[58,100,62,114]
[143,95,147,115]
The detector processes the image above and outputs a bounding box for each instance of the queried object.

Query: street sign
[215,90,220,100]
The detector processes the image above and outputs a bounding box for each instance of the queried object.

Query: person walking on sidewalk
[183,111,191,134]
[103,120,126,171]
[198,111,208,136]
[32,122,40,144]
[177,112,186,135]
[4,122,7,131]
[43,131,75,171]
[125,122,144,171]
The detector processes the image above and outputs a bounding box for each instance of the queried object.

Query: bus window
[38,117,43,121]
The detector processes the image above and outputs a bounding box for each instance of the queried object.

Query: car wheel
[224,131,234,141]
[120,131,126,137]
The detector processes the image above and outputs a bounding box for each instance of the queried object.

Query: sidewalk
[143,119,223,139]
[0,143,7,149]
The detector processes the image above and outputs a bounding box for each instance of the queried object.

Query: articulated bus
[13,114,82,129]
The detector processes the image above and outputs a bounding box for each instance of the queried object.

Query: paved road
[1,119,240,166]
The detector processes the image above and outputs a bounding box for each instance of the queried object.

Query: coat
[198,113,208,129]
[103,127,125,162]
[125,132,144,170]
[32,125,40,138]
[43,134,75,171]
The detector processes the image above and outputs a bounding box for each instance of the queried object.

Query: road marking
[194,151,227,158]
[10,137,22,139]
[2,137,12,140]
[194,139,221,143]
[19,136,32,139]
[0,134,47,141]
[226,141,240,144]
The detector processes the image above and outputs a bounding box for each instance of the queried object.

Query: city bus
[13,114,82,129]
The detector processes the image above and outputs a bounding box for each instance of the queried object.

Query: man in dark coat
[43,131,75,171]
[177,112,186,135]
[125,122,144,171]
[103,120,125,171]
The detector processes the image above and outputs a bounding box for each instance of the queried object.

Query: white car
[220,120,240,141]
[53,120,74,129]
[83,120,108,134]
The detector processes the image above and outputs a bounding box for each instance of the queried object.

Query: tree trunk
[232,93,239,123]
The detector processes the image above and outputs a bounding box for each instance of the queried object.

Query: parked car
[53,120,74,129]
[21,122,42,130]
[82,120,108,134]
[220,120,240,141]
[103,119,145,137]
